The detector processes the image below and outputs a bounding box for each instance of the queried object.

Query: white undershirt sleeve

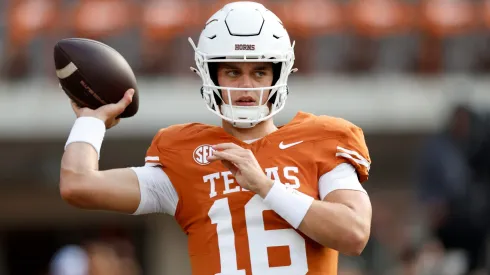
[130,166,179,216]
[318,163,367,200]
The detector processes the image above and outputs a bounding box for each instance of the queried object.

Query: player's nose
[237,74,254,91]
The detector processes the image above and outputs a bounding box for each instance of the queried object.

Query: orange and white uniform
[131,112,371,275]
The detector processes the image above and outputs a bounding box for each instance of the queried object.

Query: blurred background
[1,0,490,274]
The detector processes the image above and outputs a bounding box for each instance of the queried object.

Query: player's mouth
[235,96,257,106]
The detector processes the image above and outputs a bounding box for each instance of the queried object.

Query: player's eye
[255,71,266,77]
[226,70,240,77]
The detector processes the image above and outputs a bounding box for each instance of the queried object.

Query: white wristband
[65,117,106,159]
[263,181,315,229]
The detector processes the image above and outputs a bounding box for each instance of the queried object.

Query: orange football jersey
[145,112,371,275]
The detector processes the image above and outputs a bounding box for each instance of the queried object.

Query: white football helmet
[189,1,296,128]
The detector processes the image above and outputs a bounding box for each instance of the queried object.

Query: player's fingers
[71,101,95,117]
[211,150,243,164]
[207,153,222,162]
[209,149,248,161]
[225,148,252,158]
[212,146,252,161]
[213,143,242,151]
[118,89,134,108]
[208,154,239,175]
[220,160,238,175]
[105,89,134,116]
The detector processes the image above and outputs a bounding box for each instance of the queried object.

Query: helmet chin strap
[220,104,270,128]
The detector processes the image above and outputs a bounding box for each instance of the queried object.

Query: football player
[60,2,372,274]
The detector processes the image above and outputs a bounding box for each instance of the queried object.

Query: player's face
[217,62,274,106]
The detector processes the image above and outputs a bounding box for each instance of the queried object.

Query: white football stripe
[56,62,78,79]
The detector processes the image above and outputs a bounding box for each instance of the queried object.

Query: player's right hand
[71,89,134,129]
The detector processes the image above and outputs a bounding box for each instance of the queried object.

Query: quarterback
[60,2,372,274]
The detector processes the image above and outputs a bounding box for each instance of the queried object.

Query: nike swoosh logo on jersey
[279,141,303,149]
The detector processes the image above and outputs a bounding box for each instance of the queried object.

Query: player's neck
[222,119,278,141]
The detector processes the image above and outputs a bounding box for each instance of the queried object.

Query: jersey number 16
[208,194,308,275]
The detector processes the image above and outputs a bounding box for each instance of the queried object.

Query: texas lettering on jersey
[144,112,371,275]
[204,166,301,198]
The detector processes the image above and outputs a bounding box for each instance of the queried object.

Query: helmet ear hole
[269,93,277,103]
[207,62,223,105]
[272,62,282,85]
[268,62,283,104]
[215,93,223,105]
[208,63,219,86]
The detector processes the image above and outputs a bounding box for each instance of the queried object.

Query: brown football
[54,38,139,118]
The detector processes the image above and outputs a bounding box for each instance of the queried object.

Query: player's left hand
[208,143,273,197]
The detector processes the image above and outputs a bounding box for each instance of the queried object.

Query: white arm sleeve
[130,166,178,216]
[319,163,367,200]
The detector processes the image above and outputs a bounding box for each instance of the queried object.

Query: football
[54,38,139,118]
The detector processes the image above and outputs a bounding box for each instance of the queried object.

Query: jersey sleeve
[131,128,182,215]
[316,119,371,183]
[143,124,193,167]
[144,129,164,167]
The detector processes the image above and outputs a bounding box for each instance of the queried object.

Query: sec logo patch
[194,144,215,165]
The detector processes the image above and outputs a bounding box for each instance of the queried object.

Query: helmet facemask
[188,1,296,128]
